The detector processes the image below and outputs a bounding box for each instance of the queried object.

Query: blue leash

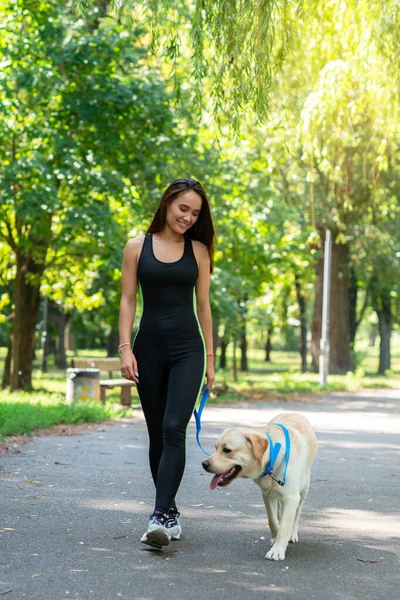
[194,384,291,487]
[259,423,291,486]
[193,383,211,457]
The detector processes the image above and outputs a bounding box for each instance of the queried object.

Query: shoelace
[165,512,180,526]
[150,513,168,526]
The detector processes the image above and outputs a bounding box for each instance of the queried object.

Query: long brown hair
[146,178,216,273]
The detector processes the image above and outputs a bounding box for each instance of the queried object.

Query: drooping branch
[77,0,301,127]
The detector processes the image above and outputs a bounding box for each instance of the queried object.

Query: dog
[202,412,318,560]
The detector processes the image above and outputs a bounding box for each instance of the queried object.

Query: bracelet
[207,352,216,358]
[118,342,131,351]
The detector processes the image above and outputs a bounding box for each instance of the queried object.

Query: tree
[0,0,180,389]
[79,0,302,129]
[248,0,400,373]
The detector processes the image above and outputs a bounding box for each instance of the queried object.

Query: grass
[0,334,399,440]
[208,339,400,403]
[0,389,128,438]
[0,384,132,443]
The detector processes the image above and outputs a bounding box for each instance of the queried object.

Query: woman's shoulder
[191,239,210,268]
[127,234,147,245]
[191,238,208,253]
[124,235,147,258]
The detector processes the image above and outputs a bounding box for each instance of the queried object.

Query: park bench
[71,358,136,406]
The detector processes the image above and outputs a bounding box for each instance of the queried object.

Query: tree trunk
[239,294,248,371]
[240,323,248,371]
[232,335,237,382]
[10,253,46,391]
[220,334,227,369]
[56,311,69,369]
[295,275,308,373]
[369,324,378,347]
[376,294,392,375]
[264,325,273,362]
[107,327,119,357]
[349,264,357,351]
[1,332,13,389]
[65,314,75,352]
[310,232,353,374]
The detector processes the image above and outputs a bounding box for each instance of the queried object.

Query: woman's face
[167,191,202,234]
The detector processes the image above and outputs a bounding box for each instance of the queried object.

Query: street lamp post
[319,230,332,386]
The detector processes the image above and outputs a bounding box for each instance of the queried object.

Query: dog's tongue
[210,473,226,490]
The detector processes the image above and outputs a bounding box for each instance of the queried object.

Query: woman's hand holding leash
[203,353,215,390]
[119,344,139,383]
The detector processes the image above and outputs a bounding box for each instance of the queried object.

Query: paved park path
[1,389,399,600]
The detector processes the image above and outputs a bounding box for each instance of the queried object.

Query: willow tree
[79,0,302,129]
[299,3,399,373]
[244,0,400,374]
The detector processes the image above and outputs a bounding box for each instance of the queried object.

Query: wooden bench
[71,358,136,406]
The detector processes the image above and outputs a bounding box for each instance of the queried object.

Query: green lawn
[1,336,399,441]
[206,336,400,402]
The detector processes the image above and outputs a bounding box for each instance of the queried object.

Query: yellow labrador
[202,412,318,560]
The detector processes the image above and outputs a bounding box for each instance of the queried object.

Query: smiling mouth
[210,465,242,490]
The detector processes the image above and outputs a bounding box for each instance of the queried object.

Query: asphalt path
[1,389,399,600]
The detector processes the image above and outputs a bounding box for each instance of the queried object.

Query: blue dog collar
[259,423,291,486]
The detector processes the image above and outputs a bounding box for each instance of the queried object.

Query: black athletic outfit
[132,233,206,515]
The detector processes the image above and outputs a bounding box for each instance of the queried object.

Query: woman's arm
[195,243,215,389]
[118,238,140,382]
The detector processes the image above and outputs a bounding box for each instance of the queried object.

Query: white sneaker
[140,512,171,549]
[165,511,181,540]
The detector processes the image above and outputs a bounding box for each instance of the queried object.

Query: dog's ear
[244,434,269,463]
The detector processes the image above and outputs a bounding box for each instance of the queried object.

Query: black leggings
[133,329,205,514]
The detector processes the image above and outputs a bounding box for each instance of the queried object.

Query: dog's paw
[265,545,286,561]
[289,531,299,543]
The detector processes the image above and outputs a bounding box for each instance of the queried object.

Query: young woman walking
[118,178,216,548]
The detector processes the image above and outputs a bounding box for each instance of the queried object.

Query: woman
[118,178,216,549]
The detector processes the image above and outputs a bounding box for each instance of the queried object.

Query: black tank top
[137,233,200,332]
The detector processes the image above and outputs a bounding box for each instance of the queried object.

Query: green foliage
[1,0,400,383]
[0,0,191,324]
[78,0,302,128]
